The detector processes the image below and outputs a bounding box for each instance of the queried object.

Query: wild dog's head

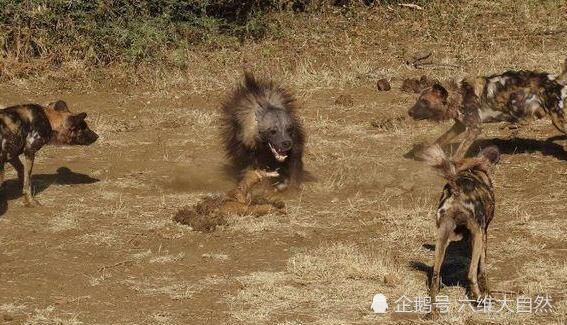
[45,100,99,145]
[408,84,450,121]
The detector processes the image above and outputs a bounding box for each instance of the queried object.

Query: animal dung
[376,79,391,91]
[400,75,439,93]
[334,94,355,107]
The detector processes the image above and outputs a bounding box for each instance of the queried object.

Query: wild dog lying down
[408,60,567,159]
[420,145,500,302]
[221,73,306,191]
[173,170,285,232]
[0,100,98,206]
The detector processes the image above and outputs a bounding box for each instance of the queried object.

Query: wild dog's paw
[478,274,490,295]
[409,142,434,161]
[23,195,42,207]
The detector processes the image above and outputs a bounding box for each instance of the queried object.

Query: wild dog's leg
[430,219,453,301]
[0,162,4,188]
[468,227,484,299]
[550,110,567,135]
[453,127,482,160]
[9,156,24,184]
[478,231,489,294]
[434,121,466,147]
[21,153,40,207]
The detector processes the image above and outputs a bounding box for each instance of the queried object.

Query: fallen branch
[98,259,134,272]
[398,3,424,10]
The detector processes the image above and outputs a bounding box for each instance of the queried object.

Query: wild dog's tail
[420,145,500,190]
[419,144,458,185]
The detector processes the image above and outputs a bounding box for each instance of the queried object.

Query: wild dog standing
[420,145,500,303]
[408,59,567,159]
[221,73,305,191]
[0,100,98,206]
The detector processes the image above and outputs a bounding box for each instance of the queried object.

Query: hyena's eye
[269,129,277,135]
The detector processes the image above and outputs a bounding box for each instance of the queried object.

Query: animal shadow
[404,136,567,161]
[0,167,99,215]
[410,231,473,294]
[466,137,567,161]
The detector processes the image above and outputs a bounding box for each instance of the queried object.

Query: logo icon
[371,293,388,313]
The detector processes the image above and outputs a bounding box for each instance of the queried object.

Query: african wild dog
[221,73,305,191]
[420,144,500,303]
[0,100,98,206]
[408,59,567,159]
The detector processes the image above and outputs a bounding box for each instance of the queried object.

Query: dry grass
[0,1,565,324]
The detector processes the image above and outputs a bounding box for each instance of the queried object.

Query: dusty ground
[0,2,567,324]
[0,76,565,324]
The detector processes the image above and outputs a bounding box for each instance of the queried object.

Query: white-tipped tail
[420,144,457,181]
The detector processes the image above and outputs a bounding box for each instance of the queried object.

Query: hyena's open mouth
[268,143,288,162]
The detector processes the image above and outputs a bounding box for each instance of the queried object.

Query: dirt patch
[173,196,228,232]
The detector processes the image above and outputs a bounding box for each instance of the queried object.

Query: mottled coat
[420,145,499,303]
[409,64,567,159]
[0,100,98,205]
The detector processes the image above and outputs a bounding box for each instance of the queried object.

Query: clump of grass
[0,0,371,79]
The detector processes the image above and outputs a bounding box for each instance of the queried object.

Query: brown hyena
[408,59,567,159]
[419,144,500,307]
[221,72,306,191]
[0,100,98,206]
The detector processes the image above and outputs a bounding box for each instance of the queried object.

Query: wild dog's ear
[479,146,500,165]
[69,112,87,125]
[49,100,70,112]
[431,84,449,100]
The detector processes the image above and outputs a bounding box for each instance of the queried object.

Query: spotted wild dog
[221,73,306,191]
[420,144,500,304]
[0,100,98,206]
[408,59,567,159]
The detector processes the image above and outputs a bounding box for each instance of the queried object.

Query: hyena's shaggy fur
[408,58,567,159]
[221,73,305,189]
[0,100,98,206]
[420,145,499,304]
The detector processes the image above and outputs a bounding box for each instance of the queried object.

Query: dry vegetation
[0,0,566,324]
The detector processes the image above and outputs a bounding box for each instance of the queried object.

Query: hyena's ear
[431,84,449,101]
[243,72,261,93]
[479,146,500,165]
[49,100,70,112]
